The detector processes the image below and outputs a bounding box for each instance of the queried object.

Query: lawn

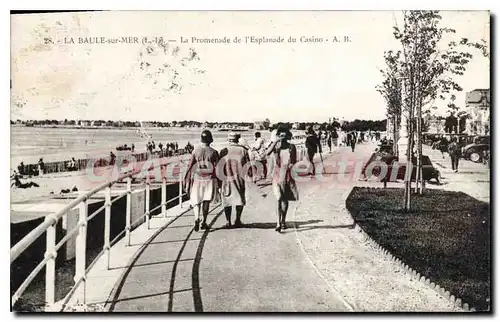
[346,187,491,311]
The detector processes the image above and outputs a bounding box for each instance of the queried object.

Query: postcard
[10,10,490,313]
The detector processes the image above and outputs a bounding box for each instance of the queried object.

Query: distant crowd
[145,141,186,156]
[117,140,194,156]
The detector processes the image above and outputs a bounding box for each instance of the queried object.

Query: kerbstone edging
[343,187,475,312]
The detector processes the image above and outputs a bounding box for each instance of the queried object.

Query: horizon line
[10,117,388,123]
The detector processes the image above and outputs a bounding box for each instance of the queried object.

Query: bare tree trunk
[405,116,413,211]
[404,103,413,211]
[394,114,399,157]
[415,108,421,194]
[418,98,425,193]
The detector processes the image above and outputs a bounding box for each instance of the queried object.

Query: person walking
[68,157,76,171]
[37,158,45,175]
[326,131,332,153]
[251,131,268,180]
[349,131,357,152]
[183,130,220,231]
[332,128,339,148]
[266,126,299,232]
[158,142,163,156]
[438,135,449,159]
[305,127,321,175]
[447,137,461,173]
[217,132,250,228]
[109,152,116,166]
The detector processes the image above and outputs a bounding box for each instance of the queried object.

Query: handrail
[11,177,127,263]
[11,256,51,304]
[10,141,323,310]
[50,189,130,254]
[58,194,196,311]
[10,156,189,263]
[11,155,190,309]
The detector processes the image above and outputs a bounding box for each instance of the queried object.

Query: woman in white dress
[183,130,220,231]
[266,126,299,232]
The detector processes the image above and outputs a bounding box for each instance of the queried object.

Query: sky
[10,11,490,123]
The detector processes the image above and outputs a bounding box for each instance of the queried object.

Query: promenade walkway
[76,143,459,312]
[423,145,490,202]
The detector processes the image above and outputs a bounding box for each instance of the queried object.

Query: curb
[345,186,476,312]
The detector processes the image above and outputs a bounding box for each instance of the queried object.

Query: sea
[10,126,271,167]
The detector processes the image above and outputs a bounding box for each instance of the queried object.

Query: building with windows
[78,120,91,127]
[465,89,490,135]
[254,119,270,130]
[140,121,156,128]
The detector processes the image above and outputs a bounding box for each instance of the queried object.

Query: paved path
[106,143,458,312]
[107,179,349,312]
[422,145,489,202]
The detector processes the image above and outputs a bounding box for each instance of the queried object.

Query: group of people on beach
[143,140,196,157]
[10,171,39,189]
[16,158,45,177]
[147,141,180,156]
[183,127,300,233]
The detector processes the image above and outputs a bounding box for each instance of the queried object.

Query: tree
[376,50,403,156]
[392,10,488,208]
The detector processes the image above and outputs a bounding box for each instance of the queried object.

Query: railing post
[45,215,57,307]
[126,176,132,246]
[104,185,111,269]
[178,177,183,208]
[145,176,151,229]
[161,174,167,217]
[75,196,88,304]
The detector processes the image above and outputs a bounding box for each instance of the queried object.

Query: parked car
[362,152,440,183]
[408,155,441,183]
[422,133,441,146]
[462,136,490,163]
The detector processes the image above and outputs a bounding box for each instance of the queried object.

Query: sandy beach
[10,154,189,204]
[10,131,309,206]
[10,126,272,166]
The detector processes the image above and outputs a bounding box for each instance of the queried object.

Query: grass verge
[346,187,491,311]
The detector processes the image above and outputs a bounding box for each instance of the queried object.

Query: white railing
[10,162,188,310]
[10,138,326,311]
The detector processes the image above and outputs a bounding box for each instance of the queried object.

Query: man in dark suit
[305,127,321,175]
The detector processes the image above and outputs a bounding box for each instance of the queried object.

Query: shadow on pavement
[192,210,224,312]
[106,288,193,305]
[128,237,202,247]
[236,219,323,230]
[146,238,202,246]
[167,227,196,312]
[291,223,355,232]
[110,258,196,271]
[107,211,188,311]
